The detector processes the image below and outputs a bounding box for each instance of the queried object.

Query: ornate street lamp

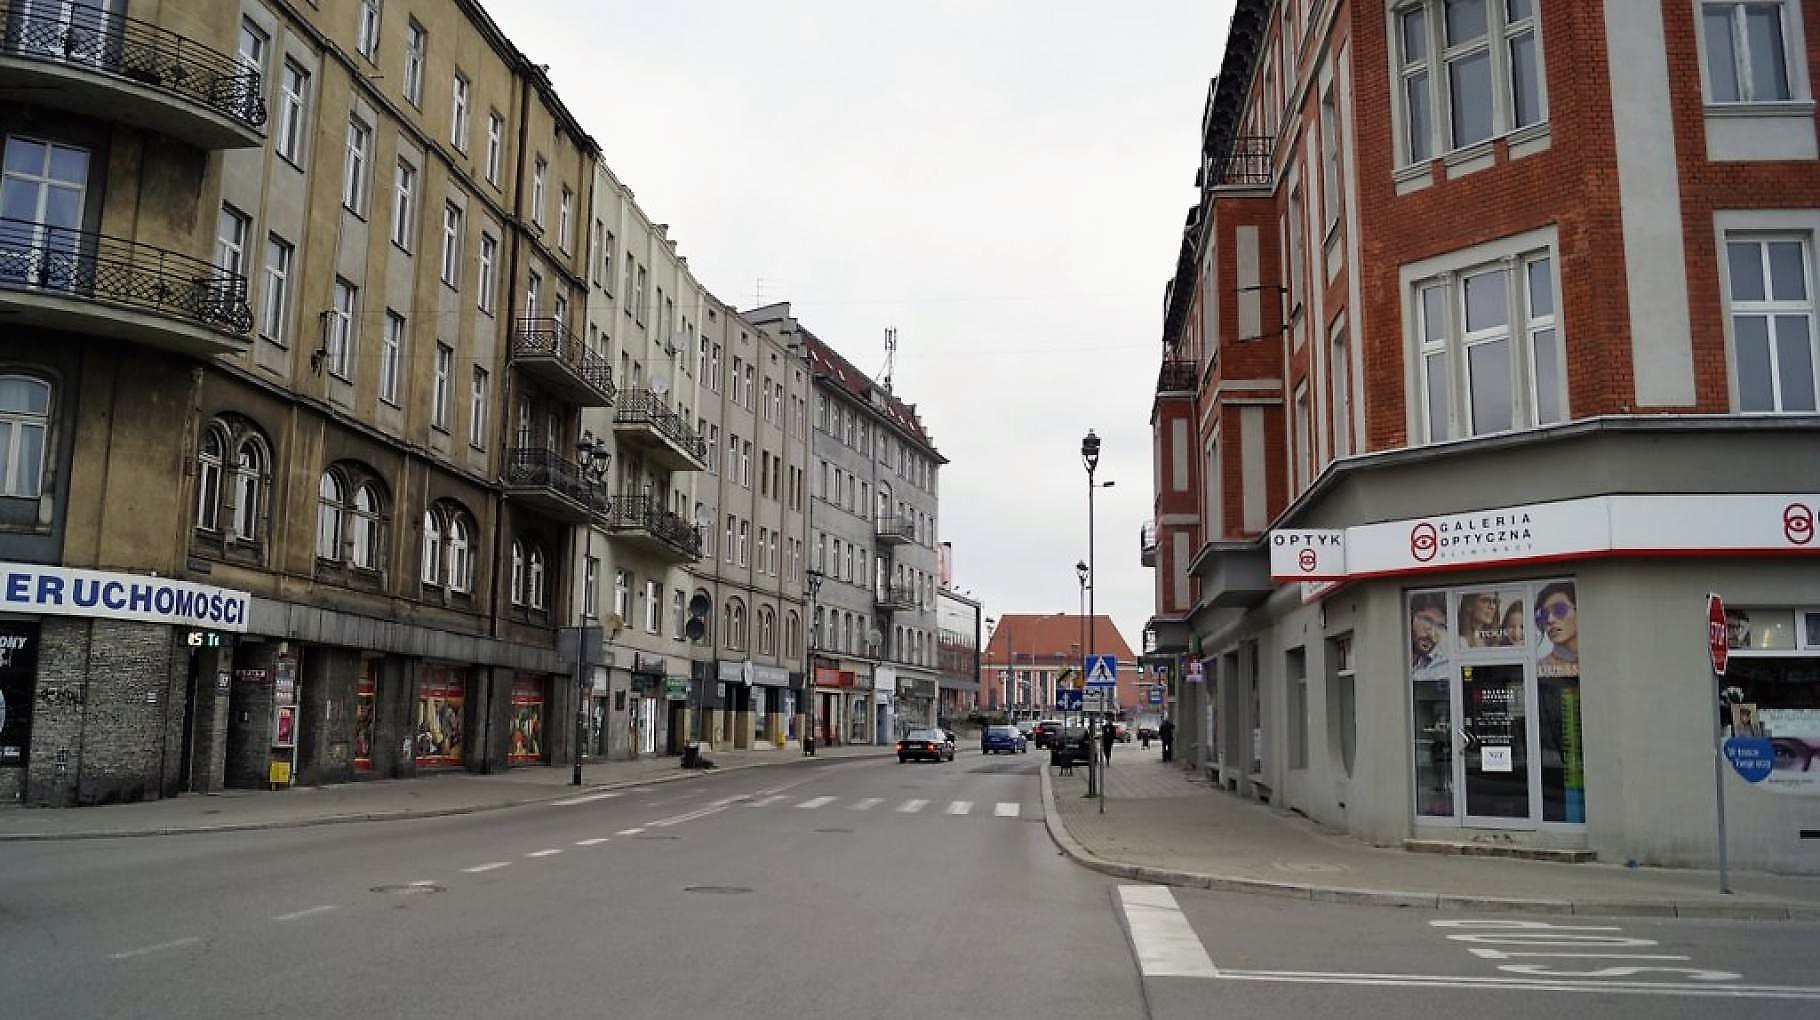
[573,431,609,786]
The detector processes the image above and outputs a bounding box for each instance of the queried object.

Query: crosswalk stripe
[849,797,883,811]
[898,799,929,813]
[797,796,836,809]
[995,802,1020,817]
[947,801,972,815]
[1120,885,1219,978]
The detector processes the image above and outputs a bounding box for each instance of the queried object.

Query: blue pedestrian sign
[1147,685,1165,706]
[1723,737,1775,783]
[1056,688,1083,712]
[1084,655,1118,688]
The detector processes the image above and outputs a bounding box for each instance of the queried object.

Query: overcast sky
[490,1,1228,657]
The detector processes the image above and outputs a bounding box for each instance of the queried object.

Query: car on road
[1049,725,1094,767]
[1030,718,1065,749]
[897,728,955,763]
[981,724,1028,754]
[1112,721,1132,743]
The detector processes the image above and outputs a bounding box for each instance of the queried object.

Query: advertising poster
[274,704,297,748]
[0,623,37,767]
[1456,587,1526,649]
[415,668,465,766]
[1407,591,1450,681]
[1725,643,1820,795]
[508,677,544,764]
[353,670,377,772]
[1531,581,1583,821]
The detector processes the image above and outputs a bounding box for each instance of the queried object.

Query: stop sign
[1707,593,1728,676]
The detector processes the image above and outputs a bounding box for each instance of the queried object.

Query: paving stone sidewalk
[0,742,888,840]
[1044,746,1820,921]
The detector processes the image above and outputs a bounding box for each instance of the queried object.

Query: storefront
[415,665,468,768]
[352,661,379,773]
[1722,607,1820,796]
[508,675,546,765]
[0,621,37,774]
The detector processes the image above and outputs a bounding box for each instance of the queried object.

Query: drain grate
[370,883,444,895]
[685,885,752,895]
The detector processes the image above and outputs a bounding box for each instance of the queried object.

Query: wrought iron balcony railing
[511,317,615,402]
[604,494,702,559]
[614,388,707,460]
[1157,358,1197,392]
[875,582,918,609]
[0,0,266,132]
[503,447,607,510]
[874,515,916,543]
[0,218,252,335]
[1211,134,1273,188]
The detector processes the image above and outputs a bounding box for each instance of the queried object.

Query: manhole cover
[685,885,752,895]
[813,827,854,833]
[634,834,681,840]
[370,883,445,895]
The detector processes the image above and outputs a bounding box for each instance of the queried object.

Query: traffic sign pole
[1707,593,1731,896]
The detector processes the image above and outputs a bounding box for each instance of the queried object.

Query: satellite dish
[685,618,706,641]
[694,505,715,528]
[688,593,712,617]
[605,613,625,639]
[650,373,670,397]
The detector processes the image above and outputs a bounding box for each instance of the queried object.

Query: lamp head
[1075,560,1089,585]
[1081,429,1101,473]
[805,568,825,598]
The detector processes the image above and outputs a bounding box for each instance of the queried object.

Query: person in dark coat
[1158,717,1176,763]
[1100,718,1116,765]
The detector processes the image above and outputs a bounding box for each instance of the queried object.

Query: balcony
[600,494,701,563]
[501,447,605,523]
[0,1,265,149]
[613,389,708,473]
[1157,358,1196,394]
[1211,134,1273,188]
[874,583,917,613]
[0,218,252,357]
[510,317,615,407]
[874,515,915,546]
[1140,520,1158,568]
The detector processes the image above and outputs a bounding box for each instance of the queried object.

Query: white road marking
[748,795,788,808]
[848,797,883,811]
[1469,948,1691,961]
[408,880,437,887]
[946,801,973,815]
[626,787,652,794]
[271,905,337,922]
[527,848,562,857]
[897,799,929,813]
[109,937,202,960]
[796,796,836,809]
[994,802,1020,817]
[575,838,610,846]
[1206,968,1803,998]
[710,794,752,807]
[550,790,623,806]
[649,804,730,827]
[1118,885,1219,978]
[464,862,511,873]
[617,827,646,835]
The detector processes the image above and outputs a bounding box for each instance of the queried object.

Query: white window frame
[356,0,382,60]
[1390,0,1547,168]
[469,366,489,448]
[276,59,309,164]
[215,203,249,281]
[644,579,661,633]
[195,427,224,531]
[478,231,498,313]
[402,19,425,106]
[558,187,573,253]
[1716,216,1820,413]
[421,510,442,585]
[391,157,416,250]
[1696,0,1807,106]
[1330,314,1351,459]
[531,157,547,227]
[447,514,471,592]
[485,110,504,185]
[432,342,452,430]
[380,310,403,405]
[439,201,462,286]
[259,234,292,344]
[328,278,356,379]
[342,117,371,214]
[451,72,470,151]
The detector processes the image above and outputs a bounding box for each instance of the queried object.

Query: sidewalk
[0,742,888,841]
[1042,746,1820,921]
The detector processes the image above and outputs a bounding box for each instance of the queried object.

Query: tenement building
[1147,0,1819,872]
[746,304,946,744]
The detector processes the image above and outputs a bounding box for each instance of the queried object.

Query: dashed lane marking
[994,802,1020,817]
[272,905,337,922]
[109,937,202,961]
[550,791,623,806]
[575,838,610,846]
[464,862,511,873]
[897,799,929,814]
[946,801,973,815]
[748,795,789,808]
[526,849,562,858]
[849,797,883,811]
[796,796,836,809]
[616,827,646,836]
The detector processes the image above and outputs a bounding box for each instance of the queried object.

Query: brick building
[979,613,1142,716]
[1147,0,1819,872]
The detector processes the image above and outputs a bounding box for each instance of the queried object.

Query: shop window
[1721,606,1820,794]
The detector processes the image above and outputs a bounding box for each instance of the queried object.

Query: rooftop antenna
[879,326,897,393]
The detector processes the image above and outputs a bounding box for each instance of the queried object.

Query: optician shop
[1189,492,1818,874]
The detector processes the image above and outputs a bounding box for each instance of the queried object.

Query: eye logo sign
[1785,503,1815,546]
[1410,522,1438,562]
[1298,549,1318,572]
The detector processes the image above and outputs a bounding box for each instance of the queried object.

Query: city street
[4,750,1817,1019]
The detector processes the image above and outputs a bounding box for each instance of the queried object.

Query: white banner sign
[0,562,251,632]
[1268,529,1347,580]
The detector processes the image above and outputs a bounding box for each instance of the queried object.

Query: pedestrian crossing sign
[1084,654,1117,688]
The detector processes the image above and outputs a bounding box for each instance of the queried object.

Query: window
[738,519,750,566]
[1293,383,1312,490]
[1330,316,1352,458]
[328,278,356,378]
[356,0,382,60]
[391,158,416,250]
[343,117,371,213]
[740,440,752,488]
[526,271,542,318]
[215,204,249,279]
[1320,84,1342,232]
[237,19,267,79]
[450,73,470,150]
[558,187,573,252]
[581,556,598,618]
[276,60,309,163]
[1395,0,1543,165]
[195,428,223,530]
[601,230,615,291]
[469,367,489,447]
[727,599,747,651]
[510,540,526,605]
[231,435,268,542]
[672,590,685,639]
[1414,248,1562,442]
[758,526,770,572]
[349,483,382,569]
[402,20,426,106]
[485,111,504,185]
[447,513,471,592]
[633,265,646,322]
[1702,1,1794,103]
[1725,235,1817,412]
[644,580,660,632]
[759,608,775,656]
[478,232,498,313]
[380,310,404,405]
[316,472,345,560]
[421,510,442,584]
[527,546,545,610]
[614,570,629,619]
[439,201,462,286]
[261,235,292,342]
[432,343,453,429]
[531,157,546,227]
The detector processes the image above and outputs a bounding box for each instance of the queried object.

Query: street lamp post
[573,432,609,786]
[803,568,824,753]
[1082,429,1104,808]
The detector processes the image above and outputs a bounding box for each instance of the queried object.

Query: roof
[982,614,1136,666]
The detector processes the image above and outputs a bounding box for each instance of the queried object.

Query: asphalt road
[4,750,1816,1019]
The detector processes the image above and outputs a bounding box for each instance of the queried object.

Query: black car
[1048,725,1094,767]
[897,728,955,763]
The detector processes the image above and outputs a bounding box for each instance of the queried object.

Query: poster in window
[1723,608,1797,651]
[0,623,37,767]
[1407,590,1450,680]
[507,676,544,763]
[274,704,297,748]
[415,667,465,766]
[1726,657,1820,794]
[1456,587,1525,649]
[1532,580,1583,822]
[1532,581,1579,678]
[353,669,377,771]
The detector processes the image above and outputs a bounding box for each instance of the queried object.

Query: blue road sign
[1723,737,1775,783]
[1147,685,1164,706]
[1085,654,1118,688]
[1056,688,1083,712]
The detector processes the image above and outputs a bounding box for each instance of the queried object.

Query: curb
[0,750,891,842]
[1037,764,1806,922]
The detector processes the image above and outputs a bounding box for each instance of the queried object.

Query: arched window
[349,483,382,568]
[0,375,50,499]
[315,471,345,560]
[446,514,471,592]
[840,613,852,653]
[758,607,774,656]
[509,540,526,605]
[527,546,546,610]
[785,611,800,659]
[195,426,225,530]
[230,436,266,540]
[421,510,443,584]
[894,625,905,661]
[728,598,746,651]
[811,606,823,650]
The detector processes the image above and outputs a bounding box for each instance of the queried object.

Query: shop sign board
[1268,529,1346,580]
[664,678,688,700]
[0,561,251,631]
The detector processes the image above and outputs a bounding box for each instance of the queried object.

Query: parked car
[1049,725,1094,767]
[1112,721,1132,743]
[1030,718,1065,749]
[981,724,1028,755]
[897,728,955,763]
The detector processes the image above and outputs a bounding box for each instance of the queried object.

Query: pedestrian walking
[1158,716,1175,764]
[1100,718,1116,766]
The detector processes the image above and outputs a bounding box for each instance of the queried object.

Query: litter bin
[681,743,701,769]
